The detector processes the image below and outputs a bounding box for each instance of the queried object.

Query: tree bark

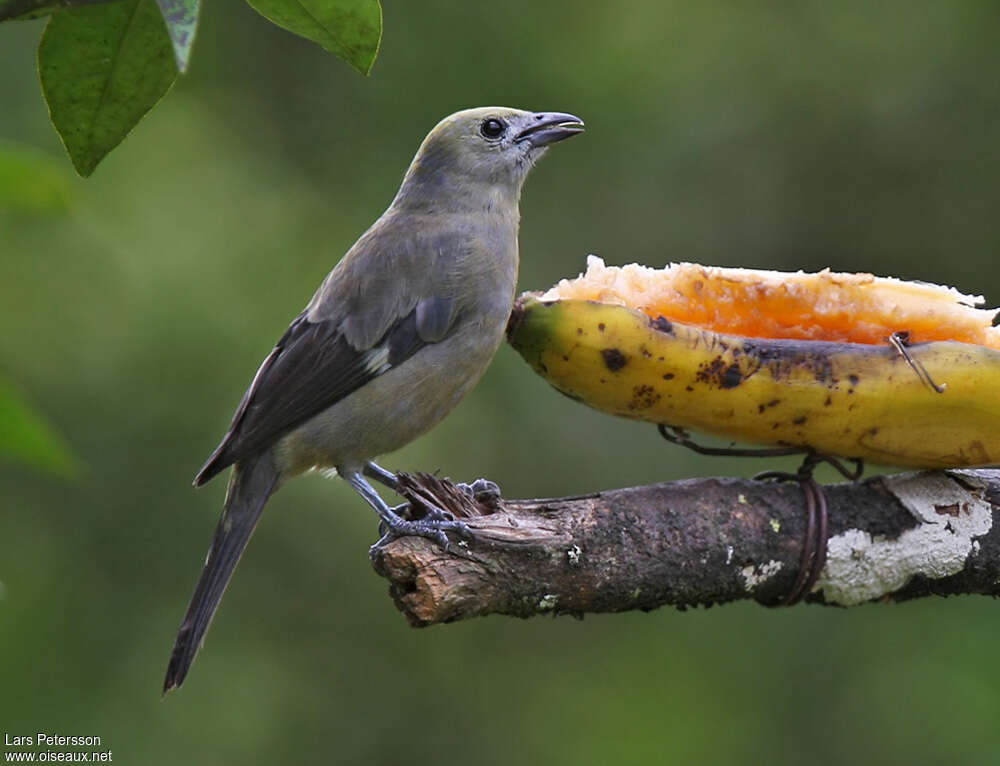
[369,469,1000,627]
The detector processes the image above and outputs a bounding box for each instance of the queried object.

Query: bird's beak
[514,112,585,147]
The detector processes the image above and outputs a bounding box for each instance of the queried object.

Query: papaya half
[506,257,1000,469]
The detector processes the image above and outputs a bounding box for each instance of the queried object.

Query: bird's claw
[369,515,472,556]
[370,478,495,555]
[382,499,454,524]
[456,477,502,500]
[422,504,457,522]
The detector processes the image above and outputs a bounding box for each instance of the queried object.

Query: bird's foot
[456,477,502,501]
[383,500,458,524]
[370,508,472,555]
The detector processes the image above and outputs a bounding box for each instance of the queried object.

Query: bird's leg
[362,463,410,530]
[364,461,400,491]
[343,471,470,553]
[364,461,459,523]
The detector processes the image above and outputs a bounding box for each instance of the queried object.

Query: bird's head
[396,107,584,207]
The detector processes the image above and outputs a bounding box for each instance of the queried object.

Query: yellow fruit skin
[507,296,1000,469]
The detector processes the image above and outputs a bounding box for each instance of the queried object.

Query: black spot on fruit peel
[740,338,841,388]
[601,348,627,371]
[650,316,674,334]
[720,363,743,389]
[662,373,675,380]
[696,357,725,384]
[793,415,808,425]
[598,323,606,332]
[849,374,859,386]
[696,357,744,389]
[824,395,832,406]
[629,384,661,410]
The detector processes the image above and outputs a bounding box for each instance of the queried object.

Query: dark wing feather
[195,297,454,485]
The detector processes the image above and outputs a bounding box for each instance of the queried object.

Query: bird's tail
[163,451,279,693]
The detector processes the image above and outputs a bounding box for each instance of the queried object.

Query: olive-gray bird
[163,107,584,692]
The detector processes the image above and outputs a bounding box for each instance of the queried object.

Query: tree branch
[369,469,1000,626]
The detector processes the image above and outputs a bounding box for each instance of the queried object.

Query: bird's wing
[307,213,462,349]
[194,293,457,486]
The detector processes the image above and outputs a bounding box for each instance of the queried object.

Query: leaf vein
[84,0,143,160]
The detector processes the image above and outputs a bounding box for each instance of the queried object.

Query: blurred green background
[3,1,1000,763]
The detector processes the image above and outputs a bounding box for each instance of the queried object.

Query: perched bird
[163,107,584,692]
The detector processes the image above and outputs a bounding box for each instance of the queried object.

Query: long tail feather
[163,452,279,693]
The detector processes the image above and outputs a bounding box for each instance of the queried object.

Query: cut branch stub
[370,470,1000,627]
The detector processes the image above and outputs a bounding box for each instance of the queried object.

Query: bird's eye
[480,118,506,139]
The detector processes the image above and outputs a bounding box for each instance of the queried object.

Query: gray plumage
[164,107,584,692]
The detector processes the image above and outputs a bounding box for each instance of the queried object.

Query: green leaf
[245,0,381,75]
[0,375,81,477]
[154,0,199,72]
[38,0,178,177]
[0,141,73,212]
